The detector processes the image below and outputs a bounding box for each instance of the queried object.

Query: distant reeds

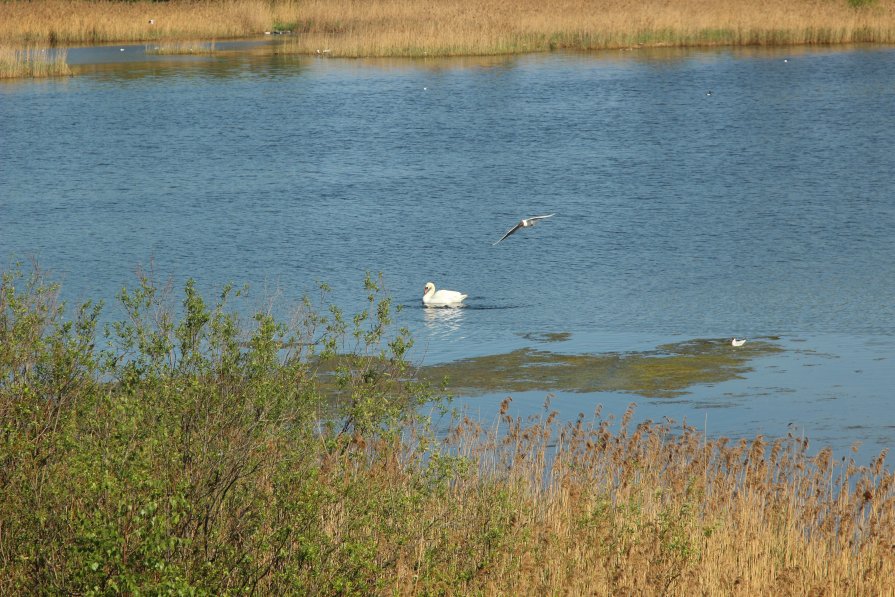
[2,0,895,55]
[0,0,275,45]
[0,45,70,79]
[283,0,895,56]
[144,40,217,55]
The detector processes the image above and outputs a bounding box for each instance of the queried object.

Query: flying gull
[493,213,555,245]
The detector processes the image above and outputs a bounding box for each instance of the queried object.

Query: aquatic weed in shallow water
[144,41,218,55]
[516,331,572,343]
[422,338,783,398]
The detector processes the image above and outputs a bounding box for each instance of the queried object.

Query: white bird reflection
[423,305,466,340]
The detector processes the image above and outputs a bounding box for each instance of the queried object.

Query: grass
[0,45,70,79]
[1,265,893,594]
[1,0,895,56]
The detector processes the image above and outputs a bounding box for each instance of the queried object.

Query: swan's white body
[731,338,747,347]
[423,282,467,307]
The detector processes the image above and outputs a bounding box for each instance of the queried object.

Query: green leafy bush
[0,265,446,594]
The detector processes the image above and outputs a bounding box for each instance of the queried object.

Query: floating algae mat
[421,338,782,398]
[515,331,572,343]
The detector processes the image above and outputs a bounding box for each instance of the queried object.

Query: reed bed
[2,0,895,55]
[419,400,895,594]
[0,0,279,45]
[0,45,70,79]
[284,0,895,57]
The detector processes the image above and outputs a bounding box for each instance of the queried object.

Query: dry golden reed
[2,0,895,55]
[0,45,70,78]
[366,400,895,595]
[285,0,895,56]
[0,0,278,45]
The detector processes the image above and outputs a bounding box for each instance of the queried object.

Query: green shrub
[0,265,447,594]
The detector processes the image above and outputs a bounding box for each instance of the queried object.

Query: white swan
[423,282,467,307]
[731,338,746,347]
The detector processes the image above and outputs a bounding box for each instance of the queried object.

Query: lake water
[2,43,894,462]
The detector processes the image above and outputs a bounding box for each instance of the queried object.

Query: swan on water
[423,282,468,307]
[731,338,747,347]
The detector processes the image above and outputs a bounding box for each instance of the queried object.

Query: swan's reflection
[423,306,466,340]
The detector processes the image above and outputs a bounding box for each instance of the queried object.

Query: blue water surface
[2,43,894,461]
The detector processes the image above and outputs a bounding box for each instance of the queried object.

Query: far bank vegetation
[1,0,895,57]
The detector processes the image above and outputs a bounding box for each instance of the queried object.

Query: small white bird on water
[423,282,467,307]
[731,338,747,347]
[493,213,555,245]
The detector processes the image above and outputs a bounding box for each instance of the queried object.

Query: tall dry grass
[0,0,280,45]
[381,399,895,594]
[2,0,895,55]
[0,45,70,78]
[286,0,895,56]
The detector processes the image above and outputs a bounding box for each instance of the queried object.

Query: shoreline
[3,0,895,56]
[4,32,893,80]
[3,0,895,77]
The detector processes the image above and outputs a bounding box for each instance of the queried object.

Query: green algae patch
[516,331,572,343]
[421,338,782,398]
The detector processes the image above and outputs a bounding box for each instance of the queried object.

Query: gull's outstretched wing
[526,213,556,224]
[493,222,523,245]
